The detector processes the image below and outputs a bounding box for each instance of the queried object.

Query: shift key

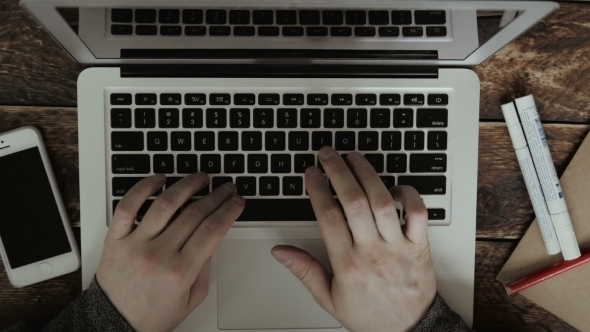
[398,176,446,195]
[112,154,150,174]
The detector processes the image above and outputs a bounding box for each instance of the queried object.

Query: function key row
[110,93,449,107]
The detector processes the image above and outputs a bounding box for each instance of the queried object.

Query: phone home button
[38,263,52,276]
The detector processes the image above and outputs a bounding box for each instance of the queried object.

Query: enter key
[410,153,447,173]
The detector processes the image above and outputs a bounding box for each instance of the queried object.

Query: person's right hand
[271,147,437,332]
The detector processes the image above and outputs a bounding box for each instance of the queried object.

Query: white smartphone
[0,126,80,287]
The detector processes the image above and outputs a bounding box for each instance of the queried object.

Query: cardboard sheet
[497,131,590,331]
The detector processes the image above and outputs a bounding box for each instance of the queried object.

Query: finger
[182,195,245,277]
[389,185,429,245]
[346,153,402,244]
[188,257,211,310]
[318,146,379,242]
[305,166,352,261]
[134,173,209,241]
[271,245,335,316]
[160,182,236,251]
[110,174,165,240]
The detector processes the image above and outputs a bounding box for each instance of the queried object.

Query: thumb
[271,245,335,315]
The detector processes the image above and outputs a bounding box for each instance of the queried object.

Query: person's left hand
[96,173,245,332]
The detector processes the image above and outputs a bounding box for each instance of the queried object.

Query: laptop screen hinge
[120,64,438,79]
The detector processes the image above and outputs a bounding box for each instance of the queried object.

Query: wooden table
[1,1,589,330]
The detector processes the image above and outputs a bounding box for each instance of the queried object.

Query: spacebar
[238,199,317,222]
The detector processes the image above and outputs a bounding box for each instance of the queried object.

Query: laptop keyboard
[107,86,452,225]
[109,8,448,38]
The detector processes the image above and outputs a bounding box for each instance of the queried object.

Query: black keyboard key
[210,93,231,105]
[112,132,143,151]
[428,131,447,151]
[322,10,343,25]
[335,132,355,151]
[405,131,425,151]
[346,11,366,25]
[368,10,389,25]
[382,131,402,151]
[234,26,255,36]
[283,177,304,196]
[358,132,378,151]
[277,10,297,24]
[379,27,400,37]
[393,108,414,128]
[135,9,156,23]
[426,26,447,37]
[237,199,316,221]
[301,108,321,128]
[312,132,332,151]
[415,11,446,25]
[324,108,344,128]
[194,132,215,151]
[417,109,448,128]
[428,94,448,106]
[265,132,286,151]
[307,94,329,106]
[206,108,227,128]
[331,27,352,36]
[271,154,291,173]
[307,27,328,36]
[283,94,304,105]
[136,25,157,35]
[289,132,309,151]
[200,154,222,174]
[147,132,168,151]
[183,9,203,24]
[136,93,157,105]
[248,154,268,173]
[259,94,280,106]
[410,154,447,173]
[404,94,425,106]
[185,26,207,36]
[364,154,384,173]
[185,93,206,105]
[235,94,255,105]
[355,27,376,37]
[210,26,231,36]
[212,177,234,190]
[177,154,198,174]
[112,155,150,174]
[403,27,423,37]
[380,176,395,189]
[332,94,353,106]
[166,176,183,189]
[206,9,227,24]
[111,109,132,128]
[111,25,133,35]
[135,108,156,128]
[294,154,315,173]
[253,10,273,25]
[159,108,180,128]
[398,176,446,195]
[218,131,239,151]
[347,108,367,128]
[277,108,297,128]
[283,27,304,36]
[112,9,132,23]
[153,154,174,174]
[230,108,250,128]
[370,108,391,128]
[161,93,182,105]
[380,94,401,106]
[170,132,191,151]
[224,154,245,173]
[428,209,446,220]
[236,177,256,196]
[183,108,203,128]
[258,26,280,36]
[260,177,280,196]
[161,26,182,36]
[356,94,377,106]
[391,10,412,25]
[112,177,150,196]
[253,108,274,128]
[300,10,320,25]
[111,93,132,105]
[387,154,407,173]
[242,132,262,151]
[229,10,250,24]
[159,9,180,24]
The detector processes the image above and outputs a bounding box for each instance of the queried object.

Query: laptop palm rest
[217,239,341,329]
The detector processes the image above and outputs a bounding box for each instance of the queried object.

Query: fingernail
[306,166,322,177]
[153,174,166,182]
[231,195,245,205]
[273,251,292,266]
[347,152,364,166]
[319,147,336,160]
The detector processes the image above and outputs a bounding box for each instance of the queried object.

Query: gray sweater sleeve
[412,293,472,332]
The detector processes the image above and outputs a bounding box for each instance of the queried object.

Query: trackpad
[217,240,341,330]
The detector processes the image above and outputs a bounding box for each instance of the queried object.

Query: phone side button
[39,263,52,276]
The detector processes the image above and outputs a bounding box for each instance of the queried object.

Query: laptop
[21,1,558,330]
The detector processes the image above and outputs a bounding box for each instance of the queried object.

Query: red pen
[506,249,590,296]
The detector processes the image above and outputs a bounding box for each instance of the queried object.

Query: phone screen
[0,147,72,269]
